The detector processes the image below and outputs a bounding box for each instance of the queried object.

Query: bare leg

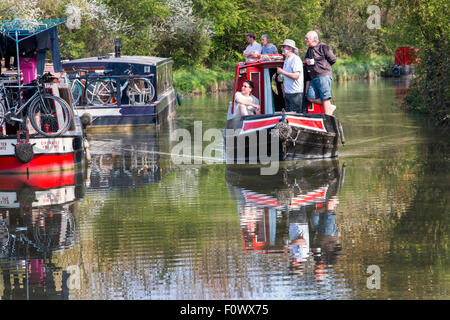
[307,97,323,105]
[239,105,250,116]
[323,99,336,115]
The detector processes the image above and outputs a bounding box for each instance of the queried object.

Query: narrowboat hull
[61,55,177,132]
[225,112,344,163]
[0,117,86,174]
[75,88,177,131]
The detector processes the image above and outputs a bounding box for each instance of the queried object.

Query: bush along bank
[332,55,394,82]
[402,44,449,131]
[174,55,394,95]
[173,66,234,96]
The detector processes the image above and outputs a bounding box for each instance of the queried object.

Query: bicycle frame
[1,83,44,119]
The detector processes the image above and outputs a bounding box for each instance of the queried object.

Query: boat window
[157,61,173,96]
[250,72,260,101]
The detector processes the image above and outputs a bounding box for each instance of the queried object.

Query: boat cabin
[228,56,323,120]
[62,55,174,106]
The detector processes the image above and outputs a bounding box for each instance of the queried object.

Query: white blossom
[152,0,215,39]
[66,0,132,34]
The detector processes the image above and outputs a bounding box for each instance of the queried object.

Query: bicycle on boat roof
[67,64,155,106]
[0,73,73,137]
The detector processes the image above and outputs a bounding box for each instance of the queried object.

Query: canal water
[0,78,448,300]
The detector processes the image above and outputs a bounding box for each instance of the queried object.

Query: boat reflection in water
[86,132,163,189]
[0,168,86,299]
[226,159,345,276]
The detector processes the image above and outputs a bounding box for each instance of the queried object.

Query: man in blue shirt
[261,34,278,54]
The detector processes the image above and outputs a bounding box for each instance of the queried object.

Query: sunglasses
[242,84,251,88]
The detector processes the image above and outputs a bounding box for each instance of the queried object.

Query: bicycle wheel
[0,100,6,127]
[126,78,155,105]
[70,80,83,106]
[86,79,115,105]
[28,95,73,137]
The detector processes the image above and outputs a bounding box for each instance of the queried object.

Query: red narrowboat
[225,56,345,162]
[0,20,86,174]
[392,46,419,77]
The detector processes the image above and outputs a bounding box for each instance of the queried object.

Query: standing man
[243,32,262,62]
[261,34,278,54]
[304,31,337,115]
[277,39,303,113]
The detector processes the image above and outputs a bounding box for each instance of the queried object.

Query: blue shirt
[261,44,278,54]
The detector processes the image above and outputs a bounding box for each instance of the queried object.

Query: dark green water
[0,78,448,300]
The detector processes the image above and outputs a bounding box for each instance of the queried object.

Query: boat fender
[80,113,92,127]
[84,138,92,162]
[15,142,34,164]
[176,93,182,106]
[17,187,36,205]
[273,121,292,140]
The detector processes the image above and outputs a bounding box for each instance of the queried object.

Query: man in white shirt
[234,80,260,117]
[276,39,304,113]
[243,32,262,63]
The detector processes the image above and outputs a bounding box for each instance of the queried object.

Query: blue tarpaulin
[0,19,66,82]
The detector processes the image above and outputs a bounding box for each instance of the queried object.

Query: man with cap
[277,39,304,113]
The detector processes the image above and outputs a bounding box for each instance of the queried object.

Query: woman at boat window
[234,80,261,117]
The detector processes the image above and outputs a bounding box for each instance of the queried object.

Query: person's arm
[277,56,301,80]
[277,67,300,80]
[312,44,336,65]
[235,92,259,109]
[243,44,262,59]
[324,45,337,65]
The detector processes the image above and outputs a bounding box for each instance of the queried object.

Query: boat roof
[62,55,172,69]
[236,55,285,69]
[0,19,66,41]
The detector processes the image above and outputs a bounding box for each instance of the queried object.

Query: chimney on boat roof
[114,37,121,58]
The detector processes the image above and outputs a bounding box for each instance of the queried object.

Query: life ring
[15,143,34,164]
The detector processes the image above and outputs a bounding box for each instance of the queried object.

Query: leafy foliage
[1,0,448,126]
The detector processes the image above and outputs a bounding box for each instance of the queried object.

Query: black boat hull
[225,112,343,163]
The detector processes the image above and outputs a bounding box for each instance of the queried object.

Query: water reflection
[86,133,162,189]
[226,160,345,277]
[393,77,412,101]
[0,169,86,299]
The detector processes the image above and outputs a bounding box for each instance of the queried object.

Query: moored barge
[0,19,86,174]
[62,51,178,132]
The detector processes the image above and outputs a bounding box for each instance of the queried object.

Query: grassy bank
[173,64,234,95]
[174,55,394,95]
[333,55,394,81]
